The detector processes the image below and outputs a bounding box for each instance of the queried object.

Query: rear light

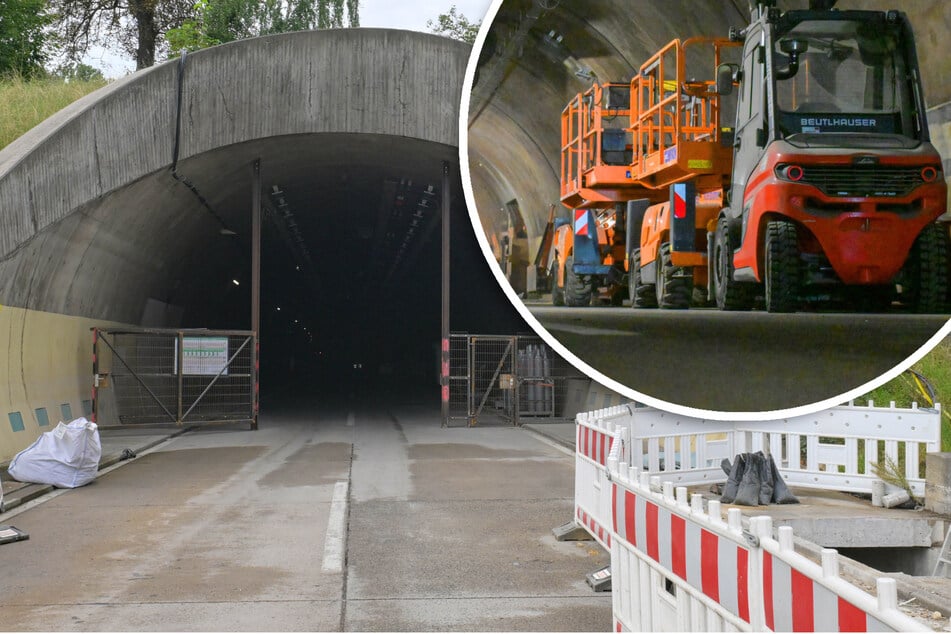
[921,166,939,183]
[776,164,804,182]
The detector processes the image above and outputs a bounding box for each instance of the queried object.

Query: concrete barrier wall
[0,305,123,464]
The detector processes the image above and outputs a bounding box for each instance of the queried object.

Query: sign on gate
[175,337,230,375]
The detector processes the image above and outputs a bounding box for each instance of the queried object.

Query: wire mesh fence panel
[179,334,254,423]
[108,332,180,424]
[515,336,556,418]
[515,336,578,420]
[95,328,257,428]
[446,334,471,426]
[443,333,584,426]
[469,336,516,426]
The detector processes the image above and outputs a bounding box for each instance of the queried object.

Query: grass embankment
[860,338,951,451]
[0,75,107,151]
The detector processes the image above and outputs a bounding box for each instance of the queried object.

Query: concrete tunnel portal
[0,28,533,458]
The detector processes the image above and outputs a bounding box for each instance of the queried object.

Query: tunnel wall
[0,306,123,462]
[0,29,469,464]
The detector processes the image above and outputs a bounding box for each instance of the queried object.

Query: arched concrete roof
[468,0,951,249]
[0,29,469,324]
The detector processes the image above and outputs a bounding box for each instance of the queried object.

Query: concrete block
[925,452,951,516]
[778,517,936,548]
[552,520,592,542]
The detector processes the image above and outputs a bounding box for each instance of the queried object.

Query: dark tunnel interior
[167,157,534,407]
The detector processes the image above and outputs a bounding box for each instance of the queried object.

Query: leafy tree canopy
[50,0,194,70]
[0,0,54,78]
[167,0,359,55]
[426,5,479,44]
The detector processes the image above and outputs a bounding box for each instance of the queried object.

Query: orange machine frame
[559,38,740,210]
[632,37,739,193]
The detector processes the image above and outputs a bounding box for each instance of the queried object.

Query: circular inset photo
[461,0,951,416]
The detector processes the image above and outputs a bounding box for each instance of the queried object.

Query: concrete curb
[521,423,576,452]
[793,534,950,617]
[1,426,192,513]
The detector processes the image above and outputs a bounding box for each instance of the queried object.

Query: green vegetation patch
[859,338,951,451]
[0,75,107,151]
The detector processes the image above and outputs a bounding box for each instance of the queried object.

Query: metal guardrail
[92,327,258,429]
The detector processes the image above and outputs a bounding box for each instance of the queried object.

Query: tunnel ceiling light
[232,279,240,286]
[220,228,237,236]
[276,306,281,311]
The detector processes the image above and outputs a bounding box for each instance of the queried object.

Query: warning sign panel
[175,337,229,376]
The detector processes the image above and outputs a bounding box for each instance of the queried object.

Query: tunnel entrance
[141,133,533,415]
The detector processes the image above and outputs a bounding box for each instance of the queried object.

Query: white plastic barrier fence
[609,466,754,632]
[575,406,633,548]
[575,402,941,503]
[736,402,941,496]
[606,458,931,632]
[748,517,928,632]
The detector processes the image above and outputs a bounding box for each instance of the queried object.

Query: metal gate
[445,333,571,427]
[92,328,258,429]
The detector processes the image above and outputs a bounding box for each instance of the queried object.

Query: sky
[84,0,494,78]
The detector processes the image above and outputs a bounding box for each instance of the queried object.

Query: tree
[0,0,53,78]
[426,5,479,44]
[167,0,360,55]
[57,62,106,82]
[50,0,195,70]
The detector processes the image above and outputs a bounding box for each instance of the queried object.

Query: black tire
[564,256,593,307]
[713,217,755,311]
[655,242,691,309]
[629,249,657,309]
[551,262,565,306]
[905,223,949,314]
[764,220,801,313]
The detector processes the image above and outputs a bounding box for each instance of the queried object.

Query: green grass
[859,338,951,451]
[0,74,108,151]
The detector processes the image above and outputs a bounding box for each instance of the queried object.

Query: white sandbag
[8,417,101,488]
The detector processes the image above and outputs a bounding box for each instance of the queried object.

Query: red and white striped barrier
[604,456,932,632]
[575,406,633,549]
[750,517,929,632]
[609,461,756,632]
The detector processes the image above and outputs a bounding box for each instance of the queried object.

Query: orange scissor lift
[548,37,740,308]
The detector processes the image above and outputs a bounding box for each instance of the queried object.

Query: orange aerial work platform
[558,37,740,210]
[632,37,739,193]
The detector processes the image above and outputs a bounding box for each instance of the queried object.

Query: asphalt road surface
[531,306,949,412]
[0,396,610,631]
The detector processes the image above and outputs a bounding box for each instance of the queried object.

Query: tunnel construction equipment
[542,0,949,312]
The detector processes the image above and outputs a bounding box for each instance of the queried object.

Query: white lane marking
[321,480,349,573]
[346,411,355,427]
